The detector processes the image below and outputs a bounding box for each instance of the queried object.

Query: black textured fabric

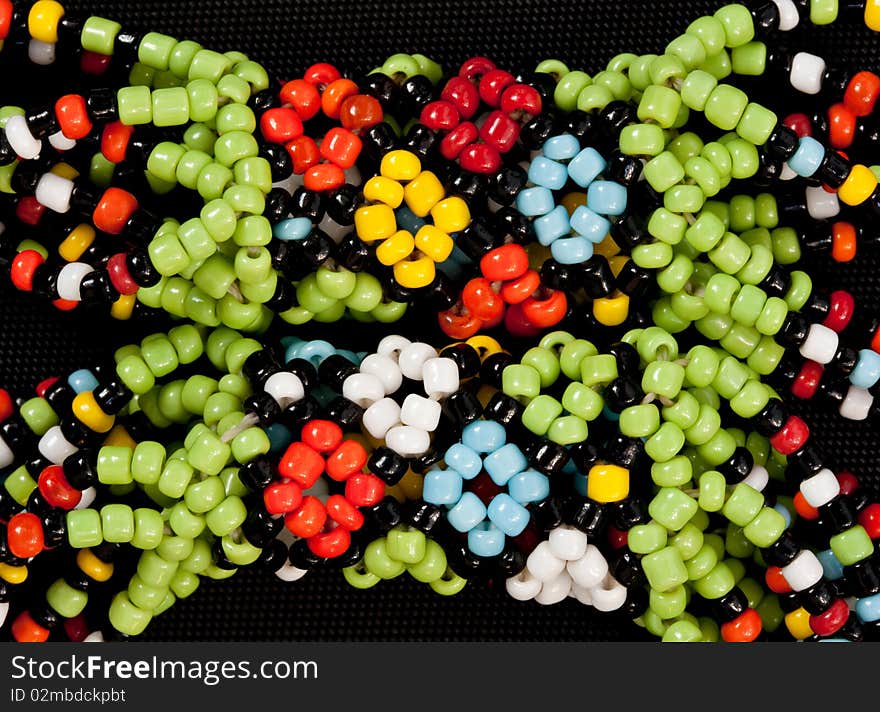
[0,0,879,641]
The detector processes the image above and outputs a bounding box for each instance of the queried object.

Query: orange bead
[499,269,540,304]
[721,608,762,642]
[303,62,341,89]
[793,491,819,520]
[303,162,346,192]
[828,103,856,149]
[286,135,320,174]
[319,127,362,169]
[101,121,134,163]
[12,611,50,643]
[52,298,78,312]
[92,187,138,234]
[521,289,567,328]
[321,78,359,119]
[340,94,383,133]
[765,566,792,593]
[279,78,321,120]
[260,107,303,143]
[831,221,857,262]
[844,70,880,117]
[55,94,92,140]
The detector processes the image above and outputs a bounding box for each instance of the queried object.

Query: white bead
[83,631,105,643]
[341,372,385,408]
[362,397,402,439]
[790,52,826,95]
[384,425,431,456]
[840,386,873,421]
[771,0,799,30]
[806,185,840,220]
[548,525,588,561]
[566,544,608,589]
[48,130,76,152]
[742,465,769,493]
[780,162,798,181]
[56,262,94,301]
[422,357,460,399]
[36,172,74,213]
[398,342,438,380]
[377,335,411,361]
[275,561,309,582]
[400,393,441,431]
[28,38,56,64]
[0,600,7,628]
[526,540,565,582]
[535,571,572,605]
[571,583,593,606]
[358,353,403,395]
[798,323,838,364]
[38,425,77,464]
[0,435,13,469]
[263,371,304,408]
[589,574,627,612]
[76,487,97,510]
[5,114,42,160]
[505,570,542,601]
[781,549,824,591]
[800,467,840,508]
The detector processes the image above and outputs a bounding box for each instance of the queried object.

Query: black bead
[611,550,646,587]
[568,441,601,473]
[519,114,555,151]
[599,100,637,137]
[755,399,787,436]
[0,489,18,520]
[317,354,359,391]
[606,435,646,471]
[404,501,443,534]
[324,396,363,430]
[761,530,799,567]
[238,456,276,492]
[25,105,58,140]
[483,392,525,428]
[361,122,398,161]
[65,568,93,593]
[368,447,408,485]
[539,258,574,290]
[801,223,833,254]
[609,342,640,376]
[265,277,295,312]
[787,443,824,479]
[743,0,780,33]
[257,540,290,572]
[248,88,278,113]
[778,591,801,613]
[410,447,443,475]
[480,352,514,389]
[0,414,31,453]
[832,345,859,375]
[289,187,324,222]
[818,495,858,534]
[360,72,400,109]
[399,75,435,113]
[441,389,483,429]
[426,271,458,311]
[447,166,485,203]
[126,247,162,288]
[564,496,606,537]
[279,395,320,432]
[603,378,643,413]
[610,214,649,249]
[0,131,15,164]
[78,270,118,304]
[114,30,141,64]
[777,312,809,348]
[328,537,365,569]
[496,545,526,577]
[447,544,490,578]
[801,580,836,615]
[613,497,649,530]
[258,142,293,182]
[817,150,851,189]
[42,509,67,548]
[615,260,652,296]
[581,254,615,298]
[92,541,123,563]
[242,349,281,389]
[494,205,535,244]
[718,447,754,484]
[93,379,133,416]
[11,159,47,194]
[56,14,85,47]
[326,184,362,226]
[766,123,799,160]
[560,110,598,145]
[26,489,53,520]
[524,438,570,476]
[822,66,850,98]
[288,539,323,570]
[604,150,643,187]
[487,166,528,206]
[333,233,371,272]
[242,505,284,548]
[528,496,564,532]
[30,263,58,299]
[440,343,481,380]
[363,497,402,534]
[31,604,61,630]
[402,124,438,161]
[263,186,290,223]
[243,392,282,427]
[60,417,97,448]
[802,292,830,323]
[298,229,335,269]
[620,585,649,618]
[848,558,880,597]
[714,587,749,622]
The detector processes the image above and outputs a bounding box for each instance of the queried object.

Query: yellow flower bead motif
[72,391,115,433]
[393,255,436,289]
[355,204,397,242]
[110,294,136,320]
[866,0,880,30]
[587,463,630,503]
[58,224,96,262]
[77,549,114,582]
[593,292,630,326]
[364,175,405,208]
[103,425,137,449]
[784,607,813,640]
[0,562,28,584]
[404,170,446,217]
[430,196,471,233]
[50,162,79,180]
[838,164,878,206]
[380,150,421,181]
[414,224,454,262]
[28,0,65,43]
[466,335,504,360]
[560,191,587,215]
[376,229,415,266]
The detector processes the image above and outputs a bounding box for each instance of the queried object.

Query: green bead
[684,156,722,197]
[81,16,121,54]
[695,312,733,341]
[363,538,406,579]
[730,284,766,326]
[810,0,839,24]
[628,522,668,555]
[664,183,705,213]
[637,85,681,129]
[709,232,750,273]
[720,323,760,360]
[742,507,786,548]
[186,430,231,477]
[158,458,194,499]
[170,570,200,599]
[385,526,427,564]
[737,244,774,285]
[722,483,765,527]
[4,466,37,506]
[184,78,218,123]
[343,564,381,589]
[218,373,252,400]
[216,104,256,135]
[632,241,673,269]
[149,231,190,276]
[730,380,770,418]
[680,70,718,111]
[47,578,89,618]
[214,131,259,167]
[553,70,591,111]
[521,347,561,388]
[785,270,812,311]
[756,593,784,633]
[109,592,152,637]
[177,218,216,262]
[235,246,272,284]
[694,561,735,599]
[642,361,685,399]
[131,508,165,550]
[138,32,177,70]
[176,149,213,190]
[642,546,689,592]
[90,152,115,186]
[232,59,269,92]
[725,137,760,179]
[662,392,701,430]
[141,335,180,378]
[725,524,755,558]
[66,509,103,548]
[641,609,669,637]
[137,550,178,588]
[127,572,167,611]
[576,84,614,113]
[181,538,213,573]
[662,619,703,642]
[343,272,383,312]
[580,354,618,386]
[224,337,262,375]
[200,199,237,243]
[687,543,718,580]
[561,382,604,421]
[737,102,777,145]
[665,34,707,70]
[592,70,631,101]
[643,151,685,194]
[731,41,766,76]
[19,397,57,436]
[151,87,189,126]
[408,539,449,583]
[158,380,189,422]
[184,123,217,154]
[97,446,133,485]
[649,487,698,530]
[637,326,679,361]
[168,501,205,538]
[231,427,270,463]
[650,584,688,620]
[704,84,748,131]
[670,522,704,560]
[830,525,874,565]
[619,123,666,156]
[696,427,737,465]
[117,85,153,125]
[657,254,694,293]
[653,297,691,333]
[685,345,720,387]
[620,404,661,438]
[234,157,273,193]
[738,577,764,608]
[686,16,727,56]
[546,415,588,445]
[648,208,688,245]
[181,374,218,414]
[101,504,135,543]
[187,48,233,83]
[771,227,801,265]
[559,338,598,379]
[206,495,248,536]
[651,455,693,487]
[197,163,234,200]
[627,54,657,91]
[713,4,755,47]
[184,476,227,515]
[522,395,563,436]
[217,73,251,104]
[668,132,705,164]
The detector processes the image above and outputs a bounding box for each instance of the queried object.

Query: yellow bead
[866,0,880,30]
[587,463,630,503]
[77,549,114,582]
[593,292,630,326]
[58,224,96,262]
[50,162,79,180]
[593,233,621,258]
[380,150,421,181]
[607,255,629,278]
[414,224,454,262]
[376,229,414,266]
[466,335,504,360]
[28,0,65,43]
[355,204,397,242]
[838,164,878,206]
[560,191,587,215]
[393,256,436,289]
[364,175,404,208]
[430,196,471,233]
[103,425,137,449]
[0,562,28,584]
[784,607,813,640]
[111,293,136,320]
[404,171,446,217]
[72,391,115,433]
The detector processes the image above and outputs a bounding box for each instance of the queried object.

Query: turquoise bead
[534,205,571,246]
[273,216,313,241]
[487,493,530,536]
[422,468,463,505]
[444,443,482,479]
[856,592,880,623]
[483,443,527,486]
[461,420,506,453]
[551,235,594,265]
[587,180,627,216]
[568,146,606,187]
[570,206,611,243]
[542,134,581,160]
[516,186,555,216]
[528,156,569,190]
[817,548,844,580]
[68,369,99,393]
[468,521,506,556]
[447,491,487,532]
[788,136,824,178]
[508,469,551,503]
[850,349,880,389]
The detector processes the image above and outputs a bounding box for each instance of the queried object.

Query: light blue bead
[856,592,880,622]
[507,468,551,504]
[850,349,880,389]
[395,204,426,233]
[551,235,593,264]
[570,205,611,243]
[773,503,792,529]
[483,443,527,486]
[461,420,506,454]
[817,548,844,580]
[817,638,850,643]
[444,443,482,479]
[568,146,606,187]
[336,349,362,365]
[788,136,824,178]
[516,186,555,216]
[273,217,313,241]
[467,521,505,557]
[534,205,571,246]
[543,133,581,160]
[422,468,463,505]
[266,423,292,454]
[528,156,569,190]
[587,180,627,216]
[447,491,487,532]
[487,493,530,536]
[290,339,337,366]
[68,369,99,394]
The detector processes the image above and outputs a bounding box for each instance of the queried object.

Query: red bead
[844,70,880,117]
[284,495,327,538]
[791,360,822,400]
[793,492,819,520]
[106,253,139,295]
[479,307,505,330]
[441,76,480,119]
[303,162,346,192]
[0,388,13,422]
[101,121,134,164]
[12,611,50,643]
[479,110,521,153]
[339,94,383,133]
[319,127,362,169]
[440,121,479,160]
[286,135,321,174]
[80,50,110,75]
[64,615,90,642]
[55,94,92,140]
[321,78,359,119]
[325,440,367,482]
[765,566,793,593]
[11,250,45,291]
[499,269,540,304]
[458,56,496,81]
[303,63,341,90]
[500,83,542,117]
[0,0,12,40]
[325,494,364,530]
[480,244,529,281]
[721,608,762,642]
[345,473,385,507]
[301,419,343,453]
[307,525,351,558]
[438,307,483,339]
[16,196,46,225]
[278,442,325,488]
[53,298,79,312]
[823,290,854,332]
[280,78,321,121]
[828,103,856,149]
[458,142,502,173]
[478,69,516,107]
[607,525,628,550]
[809,598,849,637]
[36,377,58,399]
[521,290,567,328]
[260,107,304,144]
[263,481,303,515]
[858,503,880,539]
[8,512,44,558]
[420,100,461,132]
[38,465,82,510]
[92,188,138,235]
[769,416,809,455]
[836,470,859,495]
[503,302,542,338]
[783,113,812,138]
[462,277,504,321]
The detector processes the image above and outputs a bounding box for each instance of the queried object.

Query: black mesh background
[0,0,878,640]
